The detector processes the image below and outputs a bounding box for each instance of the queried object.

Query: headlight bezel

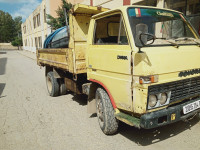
[148,91,171,109]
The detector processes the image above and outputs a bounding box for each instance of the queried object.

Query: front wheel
[95,87,119,135]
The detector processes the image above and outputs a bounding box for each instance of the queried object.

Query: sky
[0,0,42,21]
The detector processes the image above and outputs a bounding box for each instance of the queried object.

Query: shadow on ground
[72,94,88,106]
[0,51,7,75]
[0,83,6,97]
[0,52,7,54]
[119,117,199,146]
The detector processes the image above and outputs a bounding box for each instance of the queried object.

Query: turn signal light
[139,75,159,84]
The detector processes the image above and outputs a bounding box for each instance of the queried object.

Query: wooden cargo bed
[37,48,86,74]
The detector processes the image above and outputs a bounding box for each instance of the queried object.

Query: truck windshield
[128,7,198,47]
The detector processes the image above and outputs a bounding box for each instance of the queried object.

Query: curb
[17,51,36,60]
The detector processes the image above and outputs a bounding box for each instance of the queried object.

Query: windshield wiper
[156,37,179,48]
[174,37,200,46]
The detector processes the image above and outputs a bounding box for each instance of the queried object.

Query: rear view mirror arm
[139,33,155,46]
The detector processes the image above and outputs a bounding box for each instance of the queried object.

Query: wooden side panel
[69,13,75,49]
[67,48,74,73]
[73,15,90,42]
[71,15,91,74]
[37,49,69,71]
[37,48,87,74]
[76,59,87,74]
[74,42,87,73]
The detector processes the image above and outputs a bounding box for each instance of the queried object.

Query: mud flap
[82,83,98,114]
[87,98,96,114]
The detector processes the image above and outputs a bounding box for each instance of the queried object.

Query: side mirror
[139,33,155,46]
[135,23,155,47]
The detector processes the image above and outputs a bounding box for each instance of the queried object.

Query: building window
[35,37,38,48]
[33,16,37,28]
[165,0,200,15]
[44,8,46,23]
[29,21,32,31]
[33,13,41,28]
[38,36,42,48]
[132,0,156,6]
[23,26,26,34]
[37,14,41,27]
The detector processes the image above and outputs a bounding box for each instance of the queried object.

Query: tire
[46,71,59,97]
[196,112,200,119]
[59,78,67,95]
[95,87,119,135]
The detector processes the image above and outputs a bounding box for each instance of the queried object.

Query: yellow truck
[37,4,200,135]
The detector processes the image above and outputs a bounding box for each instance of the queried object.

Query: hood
[133,45,200,82]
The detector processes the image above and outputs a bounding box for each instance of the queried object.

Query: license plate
[183,100,200,114]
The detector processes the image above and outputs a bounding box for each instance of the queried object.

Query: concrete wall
[0,43,18,50]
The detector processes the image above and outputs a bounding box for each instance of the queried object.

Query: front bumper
[140,98,200,129]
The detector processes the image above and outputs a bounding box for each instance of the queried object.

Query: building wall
[80,0,163,9]
[49,0,62,18]
[83,0,200,15]
[22,0,51,53]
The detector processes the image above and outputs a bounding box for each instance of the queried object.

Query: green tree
[0,10,22,48]
[11,16,23,49]
[13,16,22,37]
[47,0,72,30]
[11,36,23,50]
[0,10,15,42]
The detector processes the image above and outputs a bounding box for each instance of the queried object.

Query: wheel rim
[47,76,52,93]
[96,94,104,128]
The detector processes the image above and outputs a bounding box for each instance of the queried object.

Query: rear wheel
[196,112,200,119]
[59,78,67,95]
[95,87,118,135]
[46,71,59,97]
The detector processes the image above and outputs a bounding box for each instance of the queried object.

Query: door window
[94,14,128,45]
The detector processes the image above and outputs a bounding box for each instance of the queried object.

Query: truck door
[87,13,133,111]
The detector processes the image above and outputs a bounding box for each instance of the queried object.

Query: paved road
[0,50,200,150]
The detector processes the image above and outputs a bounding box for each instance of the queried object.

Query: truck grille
[148,76,200,103]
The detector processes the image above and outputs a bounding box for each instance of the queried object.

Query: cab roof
[92,5,183,19]
[72,4,109,15]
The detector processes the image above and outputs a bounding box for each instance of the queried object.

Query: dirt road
[0,50,200,150]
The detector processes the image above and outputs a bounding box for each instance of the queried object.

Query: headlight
[148,95,158,107]
[159,93,168,105]
[148,91,171,109]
